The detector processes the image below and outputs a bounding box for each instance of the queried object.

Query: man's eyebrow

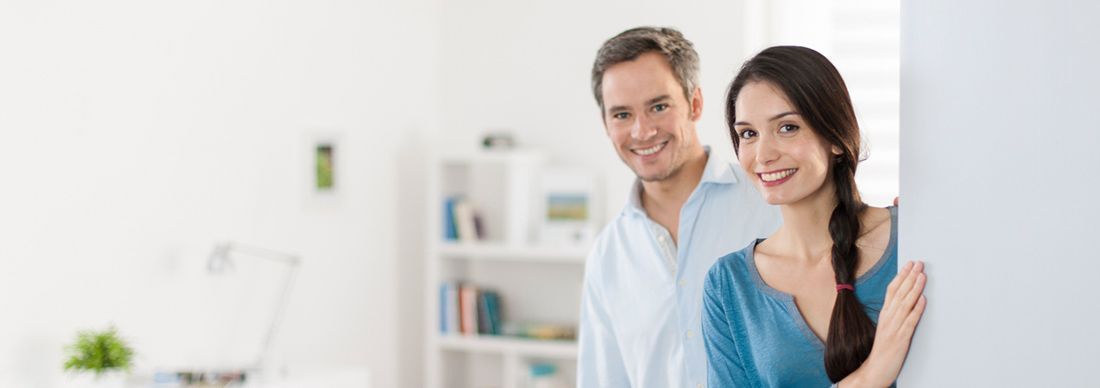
[646,95,671,105]
[606,95,672,114]
[606,105,629,113]
[733,111,800,127]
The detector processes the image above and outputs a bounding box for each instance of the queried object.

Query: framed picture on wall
[315,143,335,191]
[304,131,343,207]
[538,169,601,246]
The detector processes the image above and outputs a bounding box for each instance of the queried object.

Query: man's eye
[739,129,757,139]
[652,103,669,112]
[779,124,800,133]
[613,112,630,120]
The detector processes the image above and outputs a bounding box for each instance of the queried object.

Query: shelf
[437,335,578,359]
[438,150,545,165]
[438,242,588,263]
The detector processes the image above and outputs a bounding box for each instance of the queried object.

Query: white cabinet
[424,150,593,388]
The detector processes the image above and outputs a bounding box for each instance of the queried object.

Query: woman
[702,46,927,387]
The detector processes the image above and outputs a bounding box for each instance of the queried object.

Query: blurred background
[0,0,897,387]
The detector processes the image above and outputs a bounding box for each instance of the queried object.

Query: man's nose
[631,115,657,141]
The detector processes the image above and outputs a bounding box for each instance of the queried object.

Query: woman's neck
[771,182,841,265]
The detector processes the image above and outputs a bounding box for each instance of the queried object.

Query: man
[577,27,781,387]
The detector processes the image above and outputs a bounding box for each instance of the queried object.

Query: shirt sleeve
[576,261,631,388]
[702,265,753,387]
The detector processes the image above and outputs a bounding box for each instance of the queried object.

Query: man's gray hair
[591,27,700,113]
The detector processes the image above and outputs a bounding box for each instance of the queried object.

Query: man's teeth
[635,142,665,156]
[761,169,796,182]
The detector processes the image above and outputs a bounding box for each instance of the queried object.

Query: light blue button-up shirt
[577,148,781,388]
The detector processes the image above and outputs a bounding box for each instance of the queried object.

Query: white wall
[900,0,1100,385]
[0,1,438,387]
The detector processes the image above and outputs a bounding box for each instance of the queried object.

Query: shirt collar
[624,146,740,217]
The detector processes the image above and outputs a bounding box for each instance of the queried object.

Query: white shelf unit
[425,150,590,388]
[438,242,589,264]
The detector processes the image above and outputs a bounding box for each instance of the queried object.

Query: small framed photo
[315,143,335,191]
[304,132,343,206]
[538,169,601,246]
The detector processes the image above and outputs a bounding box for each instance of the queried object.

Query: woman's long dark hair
[726,46,871,382]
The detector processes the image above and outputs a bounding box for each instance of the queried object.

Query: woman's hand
[842,260,928,387]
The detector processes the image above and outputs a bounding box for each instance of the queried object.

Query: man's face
[600,52,703,182]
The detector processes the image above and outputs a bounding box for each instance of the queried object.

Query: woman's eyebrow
[734,111,799,126]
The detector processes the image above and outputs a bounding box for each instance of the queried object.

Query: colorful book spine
[441,282,504,336]
[459,285,479,336]
[453,199,478,243]
[444,196,486,242]
[443,197,458,240]
[478,290,502,335]
[439,283,448,333]
[438,281,460,335]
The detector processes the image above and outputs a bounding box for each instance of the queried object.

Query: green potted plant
[63,325,134,386]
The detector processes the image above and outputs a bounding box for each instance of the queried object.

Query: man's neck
[639,146,708,239]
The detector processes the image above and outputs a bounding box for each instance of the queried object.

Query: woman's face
[732,81,839,206]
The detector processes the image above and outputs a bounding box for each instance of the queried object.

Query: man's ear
[690,87,704,121]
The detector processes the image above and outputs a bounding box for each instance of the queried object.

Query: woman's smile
[758,168,798,187]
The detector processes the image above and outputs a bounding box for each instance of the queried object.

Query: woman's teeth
[760,169,797,182]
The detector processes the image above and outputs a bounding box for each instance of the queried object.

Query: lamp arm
[222,242,302,265]
[212,241,301,372]
[255,259,299,371]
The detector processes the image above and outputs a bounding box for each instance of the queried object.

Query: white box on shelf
[537,168,602,247]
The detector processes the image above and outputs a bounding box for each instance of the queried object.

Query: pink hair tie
[836,284,855,292]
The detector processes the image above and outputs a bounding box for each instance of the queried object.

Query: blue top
[702,206,898,388]
[577,148,782,388]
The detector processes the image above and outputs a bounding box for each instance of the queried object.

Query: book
[459,284,479,336]
[454,199,479,243]
[439,283,448,333]
[477,290,502,335]
[441,282,505,336]
[443,198,458,240]
[439,281,459,334]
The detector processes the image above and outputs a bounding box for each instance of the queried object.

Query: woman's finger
[901,295,928,335]
[891,261,922,306]
[887,261,915,298]
[898,270,927,312]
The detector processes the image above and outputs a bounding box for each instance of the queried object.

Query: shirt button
[678,279,686,287]
[697,384,704,388]
[686,330,695,338]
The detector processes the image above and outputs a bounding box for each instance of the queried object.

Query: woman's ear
[831,145,843,156]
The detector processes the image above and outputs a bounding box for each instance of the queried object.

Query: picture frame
[537,169,601,246]
[303,131,344,208]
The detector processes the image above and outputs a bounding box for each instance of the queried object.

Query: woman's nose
[755,135,780,165]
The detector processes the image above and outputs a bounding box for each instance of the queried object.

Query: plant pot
[65,372,129,388]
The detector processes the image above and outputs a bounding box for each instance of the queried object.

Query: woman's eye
[739,129,757,139]
[652,103,669,112]
[779,124,800,133]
